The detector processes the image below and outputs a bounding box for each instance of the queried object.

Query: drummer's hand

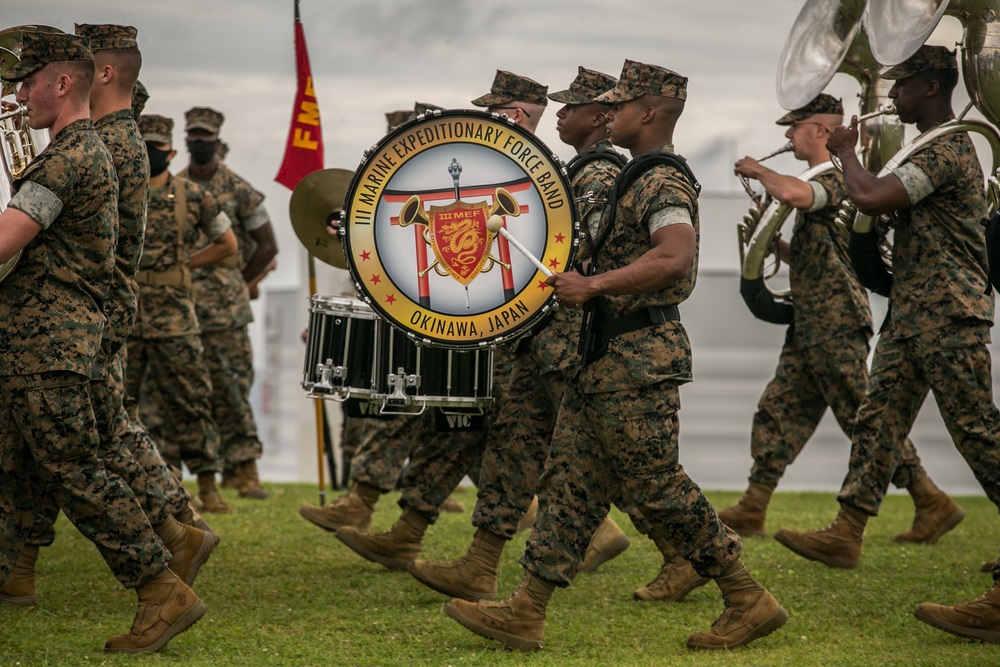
[546,270,595,308]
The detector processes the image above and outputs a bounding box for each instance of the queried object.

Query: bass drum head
[342,109,578,350]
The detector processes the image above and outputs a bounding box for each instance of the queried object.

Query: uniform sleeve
[648,206,693,235]
[243,203,270,232]
[7,180,62,229]
[804,181,828,212]
[197,189,229,237]
[893,162,935,205]
[633,165,696,228]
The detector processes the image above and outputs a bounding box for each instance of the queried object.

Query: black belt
[594,305,679,340]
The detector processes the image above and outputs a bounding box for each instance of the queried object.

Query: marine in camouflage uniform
[774,47,1000,644]
[407,67,634,602]
[445,60,788,653]
[127,114,236,517]
[720,94,961,545]
[0,31,205,652]
[2,27,211,607]
[179,106,277,500]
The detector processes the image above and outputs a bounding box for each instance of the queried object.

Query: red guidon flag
[275,0,324,190]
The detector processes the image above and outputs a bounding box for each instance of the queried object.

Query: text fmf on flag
[275,0,324,190]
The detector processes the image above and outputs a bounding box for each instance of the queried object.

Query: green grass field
[1,484,998,666]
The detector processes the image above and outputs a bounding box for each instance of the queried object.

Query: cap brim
[185,122,218,133]
[548,90,593,105]
[470,92,512,107]
[141,132,172,144]
[879,64,910,80]
[2,60,41,82]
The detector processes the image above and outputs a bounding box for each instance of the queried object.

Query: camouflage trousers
[201,326,263,468]
[0,371,167,589]
[523,380,741,586]
[839,321,1000,515]
[749,327,924,490]
[24,346,188,547]
[127,334,221,475]
[472,340,567,540]
[397,410,485,524]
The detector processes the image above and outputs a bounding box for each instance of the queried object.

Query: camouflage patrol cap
[2,31,93,83]
[595,59,688,104]
[413,101,442,116]
[138,114,173,145]
[184,106,225,134]
[775,93,844,125]
[880,44,958,80]
[548,67,617,105]
[74,23,138,51]
[385,109,412,132]
[131,80,149,118]
[471,70,548,107]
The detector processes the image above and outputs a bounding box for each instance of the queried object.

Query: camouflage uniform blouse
[579,144,698,394]
[532,138,621,376]
[131,174,230,339]
[789,169,871,346]
[180,163,267,332]
[887,131,993,338]
[95,108,149,346]
[0,118,116,377]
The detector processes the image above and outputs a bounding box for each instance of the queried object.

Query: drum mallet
[487,215,553,278]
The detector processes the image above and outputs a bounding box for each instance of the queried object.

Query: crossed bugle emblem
[398,159,520,287]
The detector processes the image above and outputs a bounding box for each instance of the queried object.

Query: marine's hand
[827,117,859,157]
[546,270,595,308]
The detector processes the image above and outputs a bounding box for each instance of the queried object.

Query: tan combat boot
[175,502,215,536]
[335,508,430,570]
[634,532,709,602]
[236,460,269,500]
[984,560,997,574]
[896,474,965,544]
[298,483,379,532]
[197,472,232,514]
[716,481,772,537]
[516,496,538,534]
[0,545,39,606]
[104,568,206,654]
[408,527,505,600]
[220,468,238,490]
[774,504,868,569]
[441,495,465,513]
[686,560,788,649]
[580,516,631,574]
[443,571,554,652]
[915,581,1000,644]
[154,515,220,586]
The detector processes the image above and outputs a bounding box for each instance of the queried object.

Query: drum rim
[341,108,579,350]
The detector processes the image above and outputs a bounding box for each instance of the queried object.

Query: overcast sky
[5,1,966,289]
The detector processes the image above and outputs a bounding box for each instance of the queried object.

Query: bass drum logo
[343,109,578,349]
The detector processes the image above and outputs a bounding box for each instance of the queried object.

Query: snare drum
[374,321,493,411]
[302,295,378,400]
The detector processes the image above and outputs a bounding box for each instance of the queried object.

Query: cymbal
[289,168,354,269]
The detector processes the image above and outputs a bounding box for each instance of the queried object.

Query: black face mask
[187,139,217,165]
[146,145,171,177]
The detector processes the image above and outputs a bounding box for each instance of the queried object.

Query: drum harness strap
[135,176,192,291]
[579,150,699,366]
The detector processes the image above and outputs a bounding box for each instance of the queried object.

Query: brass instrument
[845,0,1000,271]
[0,26,59,283]
[739,0,905,319]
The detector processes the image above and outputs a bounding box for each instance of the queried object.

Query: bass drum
[340,109,578,350]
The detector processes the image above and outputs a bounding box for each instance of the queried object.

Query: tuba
[739,0,906,321]
[0,26,58,282]
[842,0,1000,272]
